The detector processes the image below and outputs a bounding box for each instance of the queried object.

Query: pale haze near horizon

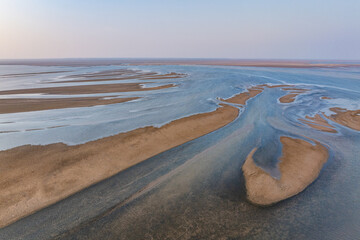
[0,0,359,60]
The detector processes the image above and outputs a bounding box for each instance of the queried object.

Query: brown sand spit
[0,97,139,114]
[279,87,309,103]
[325,107,360,131]
[242,136,328,206]
[0,104,239,228]
[0,83,175,95]
[279,93,298,103]
[321,96,332,100]
[299,114,337,133]
[221,86,264,105]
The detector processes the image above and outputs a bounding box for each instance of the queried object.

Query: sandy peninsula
[242,136,329,206]
[0,104,239,228]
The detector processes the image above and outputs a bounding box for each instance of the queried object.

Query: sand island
[242,136,329,206]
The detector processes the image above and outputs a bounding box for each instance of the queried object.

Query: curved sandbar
[0,104,239,228]
[242,136,329,206]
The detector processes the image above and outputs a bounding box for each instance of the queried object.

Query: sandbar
[0,71,69,78]
[321,96,332,100]
[326,107,360,131]
[0,83,175,95]
[279,88,308,103]
[0,104,239,228]
[0,97,139,114]
[221,86,264,105]
[242,136,328,206]
[55,71,185,84]
[299,114,337,133]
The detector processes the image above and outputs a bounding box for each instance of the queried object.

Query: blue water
[0,65,359,150]
[0,64,359,239]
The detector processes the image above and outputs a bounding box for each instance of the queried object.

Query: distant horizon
[0,57,359,62]
[1,0,359,60]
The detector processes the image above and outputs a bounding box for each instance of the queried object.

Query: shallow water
[0,64,359,239]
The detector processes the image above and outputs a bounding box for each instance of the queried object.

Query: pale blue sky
[0,0,359,59]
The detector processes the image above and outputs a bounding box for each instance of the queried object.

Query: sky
[0,0,359,60]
